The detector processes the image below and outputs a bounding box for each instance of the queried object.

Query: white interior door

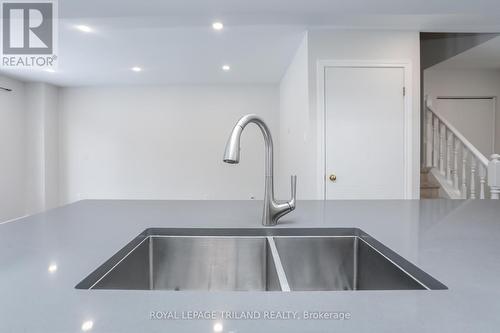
[325,66,406,199]
[435,97,495,157]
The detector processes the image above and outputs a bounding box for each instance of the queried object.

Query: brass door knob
[329,174,337,182]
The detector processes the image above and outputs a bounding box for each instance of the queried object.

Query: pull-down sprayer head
[223,125,243,164]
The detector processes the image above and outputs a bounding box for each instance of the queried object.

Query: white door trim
[316,60,414,200]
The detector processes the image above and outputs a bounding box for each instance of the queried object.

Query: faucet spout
[223,114,297,226]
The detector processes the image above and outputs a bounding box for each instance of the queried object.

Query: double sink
[76,228,446,292]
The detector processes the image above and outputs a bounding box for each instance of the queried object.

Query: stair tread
[421,169,440,186]
[420,168,442,198]
[421,177,440,185]
[421,184,440,189]
[421,189,440,199]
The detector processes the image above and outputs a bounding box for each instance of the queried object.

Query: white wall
[0,75,27,222]
[58,84,279,203]
[424,68,500,154]
[25,83,60,212]
[0,76,58,222]
[278,33,311,199]
[43,84,60,209]
[278,29,421,199]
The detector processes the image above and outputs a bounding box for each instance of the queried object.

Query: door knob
[329,174,337,182]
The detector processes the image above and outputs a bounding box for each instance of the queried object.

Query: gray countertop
[1,199,499,332]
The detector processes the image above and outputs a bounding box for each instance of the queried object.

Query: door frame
[316,60,414,200]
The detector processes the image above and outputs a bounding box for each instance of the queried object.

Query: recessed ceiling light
[81,321,93,331]
[75,25,92,33]
[222,65,231,72]
[131,66,142,72]
[212,22,224,31]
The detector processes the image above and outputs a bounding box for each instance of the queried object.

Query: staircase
[422,99,500,200]
[420,167,442,199]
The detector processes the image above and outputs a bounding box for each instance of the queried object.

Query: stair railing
[424,99,500,199]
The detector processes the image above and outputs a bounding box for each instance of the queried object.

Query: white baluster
[433,117,439,168]
[479,164,486,199]
[453,138,459,190]
[446,131,453,182]
[488,154,500,199]
[461,147,468,199]
[470,158,477,199]
[426,110,433,168]
[440,123,446,175]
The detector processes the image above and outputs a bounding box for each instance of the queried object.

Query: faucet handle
[289,175,297,210]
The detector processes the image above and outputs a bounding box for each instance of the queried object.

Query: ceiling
[431,36,500,70]
[2,0,500,86]
[56,0,500,27]
[1,22,306,86]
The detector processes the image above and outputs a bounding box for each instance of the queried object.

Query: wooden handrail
[426,105,489,167]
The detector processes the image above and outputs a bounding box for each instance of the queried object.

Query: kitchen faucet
[223,114,296,226]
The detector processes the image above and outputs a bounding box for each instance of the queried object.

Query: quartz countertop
[1,199,499,333]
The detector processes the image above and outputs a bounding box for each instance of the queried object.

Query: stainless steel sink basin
[76,228,446,291]
[275,237,425,291]
[85,236,281,291]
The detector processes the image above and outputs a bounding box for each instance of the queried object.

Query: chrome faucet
[223,114,297,226]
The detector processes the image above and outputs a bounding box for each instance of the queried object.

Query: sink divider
[148,236,154,290]
[266,237,291,292]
